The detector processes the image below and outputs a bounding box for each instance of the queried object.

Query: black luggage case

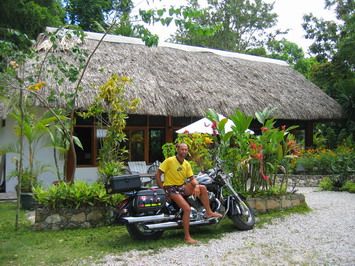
[133,188,166,213]
[106,174,141,193]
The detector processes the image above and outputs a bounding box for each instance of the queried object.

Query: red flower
[287,140,296,147]
[261,174,269,181]
[261,127,268,132]
[250,142,257,150]
[254,153,263,160]
[211,121,217,129]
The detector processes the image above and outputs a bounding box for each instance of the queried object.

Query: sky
[132,0,338,53]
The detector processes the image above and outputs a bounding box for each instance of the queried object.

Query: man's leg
[196,185,223,218]
[169,193,198,244]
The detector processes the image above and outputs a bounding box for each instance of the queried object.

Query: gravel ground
[94,188,355,266]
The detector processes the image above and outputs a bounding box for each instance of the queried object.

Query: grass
[256,203,311,228]
[0,202,311,266]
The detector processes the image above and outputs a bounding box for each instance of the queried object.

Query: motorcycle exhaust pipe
[144,221,180,229]
[121,214,176,224]
[144,219,217,230]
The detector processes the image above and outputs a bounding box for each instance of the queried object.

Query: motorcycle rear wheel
[126,223,164,240]
[228,201,255,230]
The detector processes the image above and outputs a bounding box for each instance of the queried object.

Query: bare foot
[185,238,199,245]
[205,212,223,218]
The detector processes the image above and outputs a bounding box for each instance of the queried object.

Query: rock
[87,209,103,222]
[70,212,86,223]
[45,214,62,224]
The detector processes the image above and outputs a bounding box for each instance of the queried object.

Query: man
[156,143,222,244]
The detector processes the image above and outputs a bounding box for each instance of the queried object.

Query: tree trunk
[64,137,76,183]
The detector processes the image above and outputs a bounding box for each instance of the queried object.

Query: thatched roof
[4,27,344,121]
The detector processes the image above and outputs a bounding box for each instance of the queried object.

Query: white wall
[0,116,100,192]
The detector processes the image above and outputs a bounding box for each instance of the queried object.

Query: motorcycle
[106,163,255,240]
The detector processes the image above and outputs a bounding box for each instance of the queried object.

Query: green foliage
[79,74,139,178]
[162,143,176,159]
[142,0,280,52]
[64,0,118,31]
[175,133,214,173]
[341,181,355,193]
[0,98,65,188]
[33,181,125,209]
[207,107,300,195]
[293,145,355,176]
[303,0,355,145]
[319,176,334,191]
[267,38,305,65]
[0,0,64,40]
[98,160,125,181]
[162,133,214,173]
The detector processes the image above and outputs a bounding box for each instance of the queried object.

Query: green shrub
[341,181,355,193]
[98,161,125,181]
[33,181,125,209]
[319,176,334,191]
[293,145,355,175]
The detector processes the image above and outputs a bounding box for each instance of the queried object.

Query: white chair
[128,161,148,174]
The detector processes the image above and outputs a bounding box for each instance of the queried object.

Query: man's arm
[188,176,198,187]
[189,176,200,196]
[156,169,164,188]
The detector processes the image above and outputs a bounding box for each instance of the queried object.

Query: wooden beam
[305,121,314,149]
[166,116,173,142]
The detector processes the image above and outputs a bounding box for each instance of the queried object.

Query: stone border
[278,174,355,187]
[247,193,306,213]
[34,193,306,230]
[33,206,114,230]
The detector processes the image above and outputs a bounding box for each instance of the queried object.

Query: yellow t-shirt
[159,156,193,186]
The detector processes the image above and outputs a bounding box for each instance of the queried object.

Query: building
[0,28,343,192]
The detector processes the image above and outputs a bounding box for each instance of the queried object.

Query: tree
[63,0,135,33]
[0,0,64,40]
[267,38,305,65]
[302,0,355,146]
[171,0,281,52]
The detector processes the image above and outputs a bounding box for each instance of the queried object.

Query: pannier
[132,189,166,213]
[106,175,141,193]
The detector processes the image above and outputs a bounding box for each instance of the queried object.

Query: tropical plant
[98,161,125,182]
[0,100,68,191]
[175,133,214,173]
[79,74,139,180]
[162,143,176,159]
[33,181,124,209]
[206,107,300,195]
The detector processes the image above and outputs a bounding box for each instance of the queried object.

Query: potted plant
[18,168,38,210]
[98,161,125,182]
[10,165,47,210]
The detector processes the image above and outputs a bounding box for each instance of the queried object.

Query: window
[74,127,94,166]
[73,114,196,166]
[128,129,145,161]
[149,129,165,163]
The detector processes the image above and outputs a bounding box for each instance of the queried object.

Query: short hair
[176,143,188,149]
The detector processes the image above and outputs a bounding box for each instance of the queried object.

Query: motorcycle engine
[187,192,222,220]
[187,196,204,220]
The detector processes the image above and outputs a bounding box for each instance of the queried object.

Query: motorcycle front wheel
[126,223,164,240]
[228,201,255,230]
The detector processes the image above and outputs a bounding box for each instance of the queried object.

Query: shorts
[163,185,186,197]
